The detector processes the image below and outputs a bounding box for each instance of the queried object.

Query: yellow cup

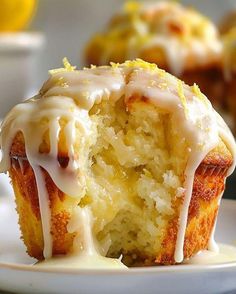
[0,0,37,32]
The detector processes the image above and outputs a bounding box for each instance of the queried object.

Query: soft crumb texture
[86,99,187,263]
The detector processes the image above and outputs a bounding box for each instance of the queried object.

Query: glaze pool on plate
[0,196,236,294]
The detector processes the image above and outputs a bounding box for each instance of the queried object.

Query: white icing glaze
[67,206,96,254]
[32,165,52,259]
[35,254,127,269]
[0,60,235,265]
[35,206,126,269]
[184,244,236,265]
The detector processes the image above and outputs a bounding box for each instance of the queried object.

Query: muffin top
[0,58,235,192]
[85,1,222,74]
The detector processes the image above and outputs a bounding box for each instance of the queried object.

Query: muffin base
[9,138,232,265]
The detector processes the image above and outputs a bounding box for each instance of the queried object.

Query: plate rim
[1,197,236,275]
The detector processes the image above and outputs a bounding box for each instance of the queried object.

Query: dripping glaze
[36,206,127,269]
[0,59,235,267]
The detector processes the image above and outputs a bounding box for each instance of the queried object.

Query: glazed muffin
[85,1,224,110]
[222,27,236,134]
[0,59,235,266]
[219,10,236,35]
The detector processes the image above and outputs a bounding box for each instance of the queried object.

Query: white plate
[0,196,236,294]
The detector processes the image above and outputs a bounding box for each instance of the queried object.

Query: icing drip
[0,60,235,265]
[31,165,52,259]
[36,206,127,269]
[67,207,96,254]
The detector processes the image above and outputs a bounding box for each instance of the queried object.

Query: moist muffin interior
[71,96,189,265]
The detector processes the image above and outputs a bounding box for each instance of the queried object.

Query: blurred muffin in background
[85,1,224,110]
[222,27,236,134]
[219,10,236,35]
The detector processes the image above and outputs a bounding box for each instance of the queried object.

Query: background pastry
[0,59,235,266]
[222,27,236,135]
[85,1,224,111]
[219,10,236,35]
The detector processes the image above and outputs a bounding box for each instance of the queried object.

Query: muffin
[220,13,236,134]
[0,59,235,266]
[221,26,236,133]
[85,1,224,110]
[219,10,236,35]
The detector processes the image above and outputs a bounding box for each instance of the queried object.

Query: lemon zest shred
[192,83,208,106]
[110,62,120,69]
[62,57,76,71]
[149,80,157,87]
[158,82,168,90]
[55,77,69,88]
[124,58,158,71]
[177,80,188,117]
[49,68,67,75]
[49,57,76,75]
